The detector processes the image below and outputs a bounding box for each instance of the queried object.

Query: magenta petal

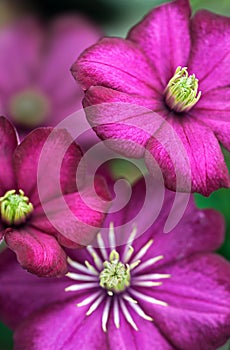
[108,311,174,349]
[143,254,230,350]
[189,10,230,92]
[14,127,83,206]
[83,94,164,158]
[191,88,230,151]
[145,117,230,195]
[14,302,106,350]
[33,178,110,247]
[0,18,42,93]
[72,37,162,96]
[0,117,17,193]
[128,0,191,86]
[4,227,67,277]
[0,249,70,328]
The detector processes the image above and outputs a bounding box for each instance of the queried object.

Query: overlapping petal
[145,116,230,196]
[4,228,67,277]
[128,0,191,86]
[189,10,230,92]
[0,117,17,193]
[72,37,162,96]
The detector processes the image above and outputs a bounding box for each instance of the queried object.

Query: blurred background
[0,0,229,349]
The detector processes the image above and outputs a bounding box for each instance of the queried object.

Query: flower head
[0,16,101,137]
[72,0,230,196]
[0,177,230,349]
[0,116,109,277]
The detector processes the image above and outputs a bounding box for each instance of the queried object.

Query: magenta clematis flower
[72,0,230,196]
[0,177,230,349]
[0,15,101,137]
[0,116,110,277]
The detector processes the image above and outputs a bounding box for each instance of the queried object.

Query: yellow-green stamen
[0,189,34,226]
[164,66,201,113]
[99,250,130,293]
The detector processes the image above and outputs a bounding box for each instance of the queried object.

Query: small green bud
[164,66,201,113]
[0,189,34,226]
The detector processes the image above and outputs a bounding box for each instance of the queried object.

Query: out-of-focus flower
[0,117,110,277]
[72,0,230,196]
[0,177,230,350]
[0,15,101,137]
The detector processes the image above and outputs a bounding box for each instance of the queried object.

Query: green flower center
[99,250,130,293]
[9,89,50,128]
[0,189,34,226]
[164,66,201,113]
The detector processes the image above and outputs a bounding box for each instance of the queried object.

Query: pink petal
[83,89,164,158]
[0,18,42,94]
[191,88,230,151]
[14,301,106,350]
[4,227,67,277]
[32,178,110,248]
[39,16,101,100]
[188,10,230,92]
[108,310,174,349]
[14,127,83,207]
[72,37,162,96]
[128,0,191,86]
[145,116,230,195]
[0,117,17,193]
[0,249,70,328]
[140,254,230,350]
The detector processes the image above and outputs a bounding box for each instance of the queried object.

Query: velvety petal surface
[191,88,230,151]
[138,254,230,350]
[14,302,107,350]
[4,227,67,277]
[32,177,110,248]
[14,127,83,207]
[128,0,191,86]
[188,10,230,92]
[0,249,70,328]
[145,116,230,195]
[0,117,17,194]
[83,92,164,158]
[72,37,162,96]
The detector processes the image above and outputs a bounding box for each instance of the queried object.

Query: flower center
[164,66,201,113]
[0,189,34,226]
[9,89,50,128]
[99,250,130,293]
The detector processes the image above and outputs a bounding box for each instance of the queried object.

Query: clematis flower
[72,0,230,196]
[0,116,110,277]
[0,15,101,137]
[1,177,230,350]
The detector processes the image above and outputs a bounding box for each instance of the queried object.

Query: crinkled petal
[14,127,83,207]
[0,117,17,193]
[191,88,230,151]
[4,227,67,277]
[0,249,70,328]
[145,116,230,195]
[14,301,106,350]
[189,10,230,92]
[32,177,110,247]
[138,254,230,350]
[128,0,191,86]
[72,37,162,96]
